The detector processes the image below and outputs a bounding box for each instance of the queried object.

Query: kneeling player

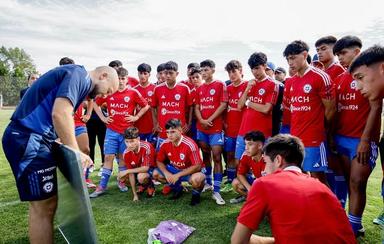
[230,131,266,204]
[152,119,206,206]
[118,127,156,201]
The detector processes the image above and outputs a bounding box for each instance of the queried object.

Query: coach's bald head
[88,66,119,98]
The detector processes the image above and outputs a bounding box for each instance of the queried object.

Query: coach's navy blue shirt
[11,64,92,139]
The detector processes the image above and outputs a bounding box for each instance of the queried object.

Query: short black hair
[333,36,362,55]
[189,67,201,76]
[349,45,384,74]
[307,53,312,64]
[137,63,152,73]
[248,52,267,69]
[157,63,166,73]
[225,60,243,72]
[124,127,140,139]
[283,40,310,57]
[315,36,337,47]
[244,131,265,143]
[109,60,123,68]
[165,119,182,130]
[200,59,215,69]
[164,61,178,71]
[59,57,74,65]
[263,134,305,167]
[117,67,128,77]
[187,63,200,70]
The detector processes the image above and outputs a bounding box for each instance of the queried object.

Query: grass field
[0,108,382,243]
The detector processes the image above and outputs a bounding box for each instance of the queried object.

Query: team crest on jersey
[161,108,167,115]
[110,109,116,116]
[180,153,185,160]
[124,96,130,102]
[148,91,153,96]
[175,94,181,101]
[258,88,265,96]
[210,89,215,95]
[350,80,357,90]
[303,84,312,93]
[43,182,54,193]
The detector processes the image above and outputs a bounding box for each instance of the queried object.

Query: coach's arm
[231,223,275,244]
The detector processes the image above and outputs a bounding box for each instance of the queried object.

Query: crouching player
[152,119,206,206]
[118,127,156,201]
[230,131,266,204]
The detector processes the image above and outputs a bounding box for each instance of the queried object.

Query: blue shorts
[104,128,126,155]
[2,123,57,201]
[156,137,166,152]
[154,165,191,182]
[224,136,236,152]
[139,133,157,145]
[235,136,245,159]
[197,130,224,146]
[279,125,290,134]
[75,126,87,137]
[334,134,378,170]
[190,119,198,142]
[303,142,328,172]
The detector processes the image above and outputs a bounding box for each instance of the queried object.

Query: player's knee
[29,196,57,218]
[191,173,205,188]
[152,170,160,180]
[137,173,149,184]
[350,175,367,191]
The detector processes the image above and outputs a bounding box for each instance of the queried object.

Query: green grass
[0,108,382,243]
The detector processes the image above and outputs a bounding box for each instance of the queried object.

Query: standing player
[118,127,156,201]
[2,65,118,244]
[181,62,200,90]
[230,131,265,204]
[236,52,278,160]
[333,36,381,236]
[152,119,206,206]
[195,59,228,205]
[223,60,247,192]
[134,63,156,145]
[188,67,203,141]
[90,67,150,198]
[283,40,336,184]
[155,63,167,86]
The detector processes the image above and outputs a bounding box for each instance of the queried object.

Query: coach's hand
[126,115,139,123]
[80,152,94,169]
[357,140,369,165]
[81,114,91,123]
[101,116,113,124]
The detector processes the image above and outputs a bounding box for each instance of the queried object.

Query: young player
[195,59,228,205]
[118,127,156,201]
[334,36,381,236]
[152,119,205,206]
[283,40,336,184]
[223,60,247,192]
[230,131,265,204]
[236,52,278,160]
[231,134,355,243]
[188,67,203,141]
[181,62,200,90]
[90,67,150,198]
[134,63,156,145]
[155,63,167,85]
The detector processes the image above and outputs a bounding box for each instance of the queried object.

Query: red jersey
[238,77,278,137]
[237,155,265,178]
[74,104,85,127]
[152,83,192,139]
[325,61,345,81]
[288,67,333,147]
[157,136,203,170]
[96,88,148,134]
[196,80,228,134]
[128,76,139,88]
[180,80,194,90]
[282,77,294,126]
[134,83,156,134]
[123,141,156,169]
[225,81,247,137]
[335,71,370,138]
[238,169,356,244]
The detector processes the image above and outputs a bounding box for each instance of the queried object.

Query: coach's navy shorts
[2,122,57,201]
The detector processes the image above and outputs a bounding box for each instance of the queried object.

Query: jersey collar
[283,166,302,173]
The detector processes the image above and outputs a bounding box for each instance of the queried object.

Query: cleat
[373,211,384,226]
[137,185,146,194]
[202,183,213,192]
[169,189,183,200]
[221,183,233,193]
[117,180,128,192]
[85,179,96,189]
[355,227,365,238]
[147,186,156,197]
[162,185,172,195]
[89,186,106,198]
[190,194,201,206]
[229,195,246,204]
[212,192,225,205]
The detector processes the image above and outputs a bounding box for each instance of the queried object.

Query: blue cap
[266,62,276,71]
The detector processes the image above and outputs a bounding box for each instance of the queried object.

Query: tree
[0,46,37,106]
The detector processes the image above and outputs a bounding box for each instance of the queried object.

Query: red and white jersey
[157,136,203,170]
[237,154,265,178]
[335,71,370,138]
[238,77,278,137]
[288,67,333,147]
[282,77,294,126]
[225,81,247,137]
[180,79,195,90]
[325,61,345,81]
[237,169,355,243]
[123,141,156,169]
[128,76,139,88]
[195,80,228,134]
[134,83,156,134]
[96,88,148,134]
[74,103,85,127]
[152,83,192,139]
